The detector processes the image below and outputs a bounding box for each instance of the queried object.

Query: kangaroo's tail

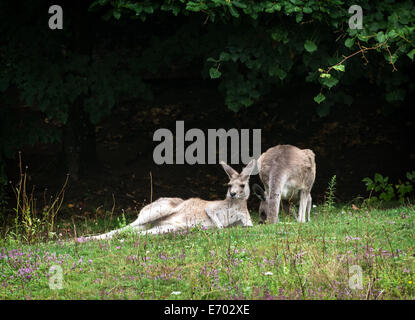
[84,219,146,241]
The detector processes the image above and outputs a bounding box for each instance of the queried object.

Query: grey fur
[253,145,316,223]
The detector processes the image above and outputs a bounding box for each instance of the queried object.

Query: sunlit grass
[1,205,414,299]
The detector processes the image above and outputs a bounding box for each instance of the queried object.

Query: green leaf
[387,29,398,39]
[376,31,386,43]
[406,171,415,181]
[332,64,345,72]
[268,65,279,77]
[320,73,331,78]
[207,57,219,63]
[407,48,415,60]
[321,76,339,89]
[228,103,240,112]
[229,6,239,18]
[304,40,317,53]
[219,52,231,61]
[113,10,121,20]
[374,173,384,183]
[143,6,154,14]
[209,67,222,79]
[345,38,354,48]
[172,6,180,16]
[276,68,287,80]
[362,177,373,186]
[314,93,326,104]
[385,89,405,102]
[232,1,247,9]
[303,7,312,14]
[240,97,253,107]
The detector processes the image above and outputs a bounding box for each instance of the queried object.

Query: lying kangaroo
[84,160,255,240]
[252,145,316,223]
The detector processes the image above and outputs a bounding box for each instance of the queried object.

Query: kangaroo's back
[258,144,315,192]
[253,144,316,223]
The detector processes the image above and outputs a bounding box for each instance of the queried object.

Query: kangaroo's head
[220,159,256,227]
[252,184,268,223]
[220,160,256,201]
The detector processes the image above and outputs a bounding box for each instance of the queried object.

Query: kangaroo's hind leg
[85,198,183,241]
[297,190,308,223]
[267,192,281,224]
[136,198,183,225]
[306,193,312,222]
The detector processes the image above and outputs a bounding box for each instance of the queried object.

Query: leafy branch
[325,40,388,75]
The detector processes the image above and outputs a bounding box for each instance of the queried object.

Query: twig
[326,41,387,74]
[357,41,369,64]
[385,45,398,72]
[203,12,210,25]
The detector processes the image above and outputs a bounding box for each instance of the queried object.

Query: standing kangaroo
[84,160,255,240]
[252,145,316,223]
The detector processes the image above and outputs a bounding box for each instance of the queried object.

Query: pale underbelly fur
[156,209,215,229]
[281,183,300,200]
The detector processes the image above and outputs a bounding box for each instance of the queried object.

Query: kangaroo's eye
[240,184,245,188]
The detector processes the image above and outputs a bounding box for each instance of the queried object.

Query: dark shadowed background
[1,0,414,219]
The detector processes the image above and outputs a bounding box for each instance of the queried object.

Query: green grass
[1,205,414,300]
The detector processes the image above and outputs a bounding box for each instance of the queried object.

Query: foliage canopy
[91,0,415,113]
[1,0,415,185]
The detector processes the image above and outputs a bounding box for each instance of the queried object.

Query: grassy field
[0,205,414,300]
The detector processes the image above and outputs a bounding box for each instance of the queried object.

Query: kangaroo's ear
[240,159,256,180]
[252,184,266,201]
[220,161,238,179]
